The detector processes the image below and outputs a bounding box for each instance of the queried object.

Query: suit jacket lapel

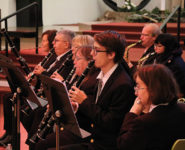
[96,65,121,104]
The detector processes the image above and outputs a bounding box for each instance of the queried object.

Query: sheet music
[26,86,48,110]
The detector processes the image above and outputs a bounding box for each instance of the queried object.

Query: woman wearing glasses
[117,64,185,150]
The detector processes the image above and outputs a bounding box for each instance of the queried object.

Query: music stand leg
[55,110,61,150]
[12,88,21,150]
[56,123,60,150]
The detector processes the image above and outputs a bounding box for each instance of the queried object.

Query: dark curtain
[16,0,42,27]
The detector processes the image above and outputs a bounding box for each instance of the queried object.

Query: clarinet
[75,60,94,87]
[21,49,56,116]
[65,67,76,89]
[56,53,73,75]
[2,29,31,75]
[28,110,52,144]
[28,48,55,83]
[36,53,73,97]
[29,60,95,144]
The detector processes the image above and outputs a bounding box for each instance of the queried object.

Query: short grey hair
[57,29,75,48]
[144,23,162,36]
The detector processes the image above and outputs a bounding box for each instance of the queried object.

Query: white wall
[0,0,175,27]
[132,0,172,11]
[0,0,16,28]
[43,0,109,26]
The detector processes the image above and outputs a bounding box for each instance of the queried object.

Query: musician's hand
[69,86,87,104]
[130,97,146,115]
[27,72,32,79]
[33,65,45,75]
[46,104,50,112]
[50,71,64,82]
[70,101,79,113]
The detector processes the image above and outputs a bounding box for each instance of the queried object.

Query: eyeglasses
[75,56,85,61]
[140,33,153,37]
[53,39,67,43]
[92,46,111,55]
[134,86,147,91]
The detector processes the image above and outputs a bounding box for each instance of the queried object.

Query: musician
[28,29,57,89]
[0,29,75,146]
[117,64,185,150]
[33,29,74,77]
[129,23,161,73]
[50,34,94,82]
[144,33,185,97]
[40,29,57,53]
[33,30,135,150]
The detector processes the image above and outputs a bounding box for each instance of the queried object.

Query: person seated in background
[117,64,185,150]
[128,23,161,72]
[40,29,57,54]
[71,34,94,60]
[33,29,74,77]
[28,29,57,89]
[51,34,94,82]
[152,33,185,97]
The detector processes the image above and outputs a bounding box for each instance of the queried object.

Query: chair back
[177,98,185,103]
[171,139,185,150]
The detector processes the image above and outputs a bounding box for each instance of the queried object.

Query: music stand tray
[39,74,91,139]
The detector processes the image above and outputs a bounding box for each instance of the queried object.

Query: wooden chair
[171,139,185,150]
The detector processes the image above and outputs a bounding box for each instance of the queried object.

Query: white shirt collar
[96,63,118,90]
[56,50,70,61]
[149,103,169,112]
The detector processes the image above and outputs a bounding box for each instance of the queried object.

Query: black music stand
[0,54,13,73]
[39,74,90,150]
[0,60,47,150]
[0,53,13,63]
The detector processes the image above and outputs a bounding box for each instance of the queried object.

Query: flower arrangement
[118,0,136,12]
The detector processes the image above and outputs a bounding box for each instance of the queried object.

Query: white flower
[127,6,131,10]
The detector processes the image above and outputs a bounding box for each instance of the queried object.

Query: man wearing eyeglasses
[129,23,161,73]
[33,30,135,150]
[138,23,162,66]
[33,30,74,77]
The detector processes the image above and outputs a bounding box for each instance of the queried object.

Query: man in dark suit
[0,29,75,146]
[129,23,161,73]
[33,30,135,150]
